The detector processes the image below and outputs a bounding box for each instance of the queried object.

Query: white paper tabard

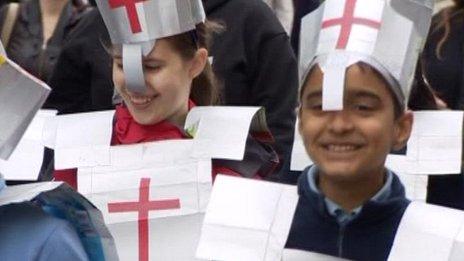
[196,175,299,261]
[77,139,212,261]
[388,201,464,261]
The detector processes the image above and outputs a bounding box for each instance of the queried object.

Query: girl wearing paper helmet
[53,0,278,188]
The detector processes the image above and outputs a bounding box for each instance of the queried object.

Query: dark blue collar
[298,165,409,225]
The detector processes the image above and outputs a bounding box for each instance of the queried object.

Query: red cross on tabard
[109,0,147,34]
[108,178,181,261]
[322,0,381,49]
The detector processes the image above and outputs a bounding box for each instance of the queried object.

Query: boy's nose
[327,110,355,134]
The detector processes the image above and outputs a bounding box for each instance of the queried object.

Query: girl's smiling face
[113,38,207,126]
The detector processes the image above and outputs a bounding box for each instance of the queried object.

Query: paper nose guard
[123,44,148,94]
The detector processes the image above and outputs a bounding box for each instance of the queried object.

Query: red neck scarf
[112,100,195,145]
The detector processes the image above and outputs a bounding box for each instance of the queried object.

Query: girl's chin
[129,109,164,125]
[132,115,164,125]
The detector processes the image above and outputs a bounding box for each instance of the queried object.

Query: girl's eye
[145,64,161,70]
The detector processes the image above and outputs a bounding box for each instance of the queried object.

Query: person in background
[0,0,90,83]
[417,0,464,210]
[203,0,298,181]
[262,0,294,35]
[290,0,320,54]
[0,0,16,8]
[44,8,112,114]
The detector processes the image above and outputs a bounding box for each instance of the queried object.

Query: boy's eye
[355,104,373,111]
[304,102,322,111]
[303,98,323,111]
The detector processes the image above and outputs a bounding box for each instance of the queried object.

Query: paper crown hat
[299,0,433,111]
[0,42,50,160]
[96,0,206,94]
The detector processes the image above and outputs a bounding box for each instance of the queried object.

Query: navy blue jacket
[0,202,88,261]
[286,170,410,261]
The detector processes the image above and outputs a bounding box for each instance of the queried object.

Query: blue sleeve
[37,220,89,261]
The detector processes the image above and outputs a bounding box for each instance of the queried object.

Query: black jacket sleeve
[206,0,298,181]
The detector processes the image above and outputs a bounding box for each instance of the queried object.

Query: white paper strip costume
[51,106,268,169]
[50,110,115,169]
[95,0,205,94]
[0,54,51,160]
[299,0,433,111]
[185,106,269,160]
[196,175,299,261]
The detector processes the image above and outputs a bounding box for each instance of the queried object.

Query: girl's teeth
[130,96,153,104]
[328,145,356,152]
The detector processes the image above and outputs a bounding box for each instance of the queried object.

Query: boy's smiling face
[299,63,413,182]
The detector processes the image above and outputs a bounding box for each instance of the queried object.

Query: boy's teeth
[327,145,356,152]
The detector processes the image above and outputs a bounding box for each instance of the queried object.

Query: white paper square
[196,175,298,261]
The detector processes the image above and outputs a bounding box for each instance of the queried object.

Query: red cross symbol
[109,0,147,34]
[108,178,181,261]
[322,0,381,49]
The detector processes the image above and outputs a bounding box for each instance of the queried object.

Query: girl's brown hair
[432,1,464,59]
[165,20,224,106]
[408,59,439,110]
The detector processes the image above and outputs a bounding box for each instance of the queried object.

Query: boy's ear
[392,110,413,151]
[189,48,208,79]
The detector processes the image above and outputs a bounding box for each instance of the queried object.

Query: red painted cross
[322,0,381,49]
[109,0,147,34]
[108,178,181,261]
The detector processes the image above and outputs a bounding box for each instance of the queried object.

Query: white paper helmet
[96,0,206,94]
[299,0,433,111]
